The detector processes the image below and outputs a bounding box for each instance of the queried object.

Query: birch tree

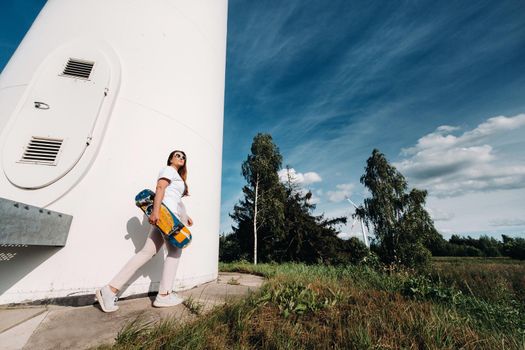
[356,149,436,268]
[230,133,285,264]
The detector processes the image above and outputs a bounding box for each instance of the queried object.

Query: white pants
[109,227,182,294]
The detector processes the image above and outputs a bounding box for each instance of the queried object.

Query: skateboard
[135,189,192,249]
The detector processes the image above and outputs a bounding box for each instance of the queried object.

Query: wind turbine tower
[346,198,370,248]
[0,0,228,304]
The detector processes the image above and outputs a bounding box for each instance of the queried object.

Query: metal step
[0,197,72,247]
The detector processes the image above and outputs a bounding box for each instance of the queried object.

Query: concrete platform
[0,272,264,350]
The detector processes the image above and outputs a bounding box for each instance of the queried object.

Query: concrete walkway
[0,272,264,350]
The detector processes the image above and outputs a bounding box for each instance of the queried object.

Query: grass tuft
[226,277,240,285]
[183,296,204,315]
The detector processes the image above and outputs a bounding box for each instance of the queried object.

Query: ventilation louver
[61,58,94,79]
[20,137,63,166]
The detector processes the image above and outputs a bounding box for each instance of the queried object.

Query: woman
[96,150,193,313]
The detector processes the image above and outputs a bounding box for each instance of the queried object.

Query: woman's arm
[149,178,170,225]
[177,201,193,227]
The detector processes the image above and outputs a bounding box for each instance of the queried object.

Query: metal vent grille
[20,137,63,166]
[62,58,94,79]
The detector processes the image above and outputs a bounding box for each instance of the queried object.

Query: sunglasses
[174,153,186,160]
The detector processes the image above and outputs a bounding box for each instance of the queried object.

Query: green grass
[430,257,525,305]
[432,256,525,265]
[183,296,204,316]
[103,259,525,349]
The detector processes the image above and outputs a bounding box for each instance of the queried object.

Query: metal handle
[34,101,50,110]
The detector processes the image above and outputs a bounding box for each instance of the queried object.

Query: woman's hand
[150,179,169,226]
[149,212,159,225]
[187,217,193,227]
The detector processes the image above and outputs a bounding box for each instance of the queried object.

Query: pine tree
[281,167,349,264]
[281,166,316,262]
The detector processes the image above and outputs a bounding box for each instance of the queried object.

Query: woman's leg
[108,227,164,291]
[158,242,182,294]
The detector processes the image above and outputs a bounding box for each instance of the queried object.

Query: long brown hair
[167,150,189,196]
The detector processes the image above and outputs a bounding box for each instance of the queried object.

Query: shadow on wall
[119,215,165,295]
[0,215,170,304]
[0,245,61,298]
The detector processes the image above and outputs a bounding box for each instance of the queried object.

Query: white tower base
[0,0,228,304]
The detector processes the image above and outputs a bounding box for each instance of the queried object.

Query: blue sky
[2,0,525,240]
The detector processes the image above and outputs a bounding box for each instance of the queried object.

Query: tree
[424,228,449,256]
[229,134,286,264]
[502,235,525,260]
[219,233,243,262]
[281,166,349,264]
[341,237,370,265]
[437,235,504,257]
[356,149,437,268]
[225,134,365,265]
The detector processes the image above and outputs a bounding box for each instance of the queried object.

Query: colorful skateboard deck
[135,189,192,249]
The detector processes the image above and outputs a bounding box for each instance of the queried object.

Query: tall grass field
[103,258,525,349]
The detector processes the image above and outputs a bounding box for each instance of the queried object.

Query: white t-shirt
[158,166,187,221]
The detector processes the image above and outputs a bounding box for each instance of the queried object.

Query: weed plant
[183,296,204,316]
[104,259,524,349]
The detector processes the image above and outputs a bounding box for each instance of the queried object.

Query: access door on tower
[2,44,112,189]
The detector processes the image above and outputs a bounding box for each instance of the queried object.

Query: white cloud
[402,114,525,156]
[278,168,322,185]
[338,232,358,240]
[489,219,525,227]
[277,168,322,204]
[327,183,355,202]
[337,232,370,243]
[462,115,525,143]
[427,189,525,235]
[427,207,454,222]
[395,114,525,197]
[337,232,350,239]
[303,172,323,184]
[307,193,321,205]
[436,125,461,133]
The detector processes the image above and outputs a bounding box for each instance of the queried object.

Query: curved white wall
[0,0,227,304]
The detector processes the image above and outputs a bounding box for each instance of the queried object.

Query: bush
[504,237,525,260]
[219,233,245,262]
[336,237,370,265]
[256,281,343,318]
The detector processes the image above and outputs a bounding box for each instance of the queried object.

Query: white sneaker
[96,285,119,313]
[153,292,184,308]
